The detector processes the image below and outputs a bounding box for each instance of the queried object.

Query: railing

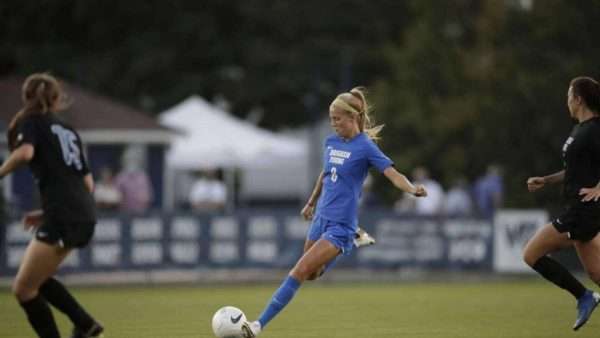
[0,209,547,276]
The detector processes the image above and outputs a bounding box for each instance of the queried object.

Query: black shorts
[552,206,600,242]
[35,220,96,248]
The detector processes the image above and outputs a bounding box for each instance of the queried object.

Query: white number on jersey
[51,124,83,170]
[330,167,338,182]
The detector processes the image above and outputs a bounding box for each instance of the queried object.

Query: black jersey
[561,116,600,208]
[15,113,96,224]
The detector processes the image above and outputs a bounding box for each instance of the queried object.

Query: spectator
[443,176,473,216]
[473,164,503,218]
[115,146,153,213]
[395,166,444,215]
[94,167,122,211]
[188,169,227,212]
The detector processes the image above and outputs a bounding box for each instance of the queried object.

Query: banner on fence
[0,211,501,276]
[493,209,547,273]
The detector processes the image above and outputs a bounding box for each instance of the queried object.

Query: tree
[371,0,600,208]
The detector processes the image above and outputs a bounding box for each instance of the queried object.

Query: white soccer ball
[211,306,247,338]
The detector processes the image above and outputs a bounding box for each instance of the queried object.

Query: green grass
[0,279,598,338]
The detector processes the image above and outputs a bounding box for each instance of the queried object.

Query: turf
[0,279,598,338]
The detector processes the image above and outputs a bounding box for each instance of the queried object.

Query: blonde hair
[7,72,69,150]
[329,86,383,141]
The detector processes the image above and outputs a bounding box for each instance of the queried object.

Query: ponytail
[7,73,68,150]
[349,87,384,141]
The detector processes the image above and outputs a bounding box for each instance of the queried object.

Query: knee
[306,275,317,281]
[290,264,314,282]
[12,278,37,303]
[522,241,542,267]
[306,269,323,281]
[522,250,539,267]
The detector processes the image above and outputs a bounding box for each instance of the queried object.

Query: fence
[0,209,546,277]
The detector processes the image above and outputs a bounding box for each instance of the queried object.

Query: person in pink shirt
[115,148,153,213]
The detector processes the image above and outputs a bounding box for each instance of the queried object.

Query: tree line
[2,0,600,209]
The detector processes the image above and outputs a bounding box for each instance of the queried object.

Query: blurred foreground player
[0,73,103,338]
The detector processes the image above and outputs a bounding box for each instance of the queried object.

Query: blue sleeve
[365,140,393,173]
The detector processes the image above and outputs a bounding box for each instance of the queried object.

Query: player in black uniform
[524,76,600,331]
[0,73,103,338]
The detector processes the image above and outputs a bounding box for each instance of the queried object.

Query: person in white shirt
[395,166,444,215]
[443,177,473,216]
[94,167,122,211]
[188,169,227,212]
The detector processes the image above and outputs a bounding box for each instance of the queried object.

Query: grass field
[0,279,598,338]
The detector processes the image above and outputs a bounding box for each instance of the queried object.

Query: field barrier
[0,209,547,278]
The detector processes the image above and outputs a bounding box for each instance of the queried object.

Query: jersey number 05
[51,124,83,171]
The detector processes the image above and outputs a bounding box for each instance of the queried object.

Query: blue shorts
[307,215,355,255]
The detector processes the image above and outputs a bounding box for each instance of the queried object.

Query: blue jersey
[315,133,393,226]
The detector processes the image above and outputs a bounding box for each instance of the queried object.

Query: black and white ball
[211,306,247,338]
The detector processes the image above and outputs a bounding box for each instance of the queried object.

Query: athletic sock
[258,275,301,328]
[40,277,95,330]
[532,255,586,299]
[19,294,60,338]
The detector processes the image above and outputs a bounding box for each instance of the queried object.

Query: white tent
[159,95,306,169]
[159,96,310,207]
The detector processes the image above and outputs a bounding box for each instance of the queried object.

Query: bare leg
[290,239,341,282]
[13,239,70,302]
[250,238,340,335]
[302,239,324,280]
[523,223,587,300]
[523,223,572,266]
[12,239,70,338]
[575,233,600,286]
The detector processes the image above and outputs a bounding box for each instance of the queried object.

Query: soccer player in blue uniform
[524,76,600,331]
[242,87,427,337]
[0,73,103,338]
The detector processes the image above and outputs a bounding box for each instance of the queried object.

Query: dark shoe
[71,322,104,338]
[573,290,600,331]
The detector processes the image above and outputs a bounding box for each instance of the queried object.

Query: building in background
[0,76,173,212]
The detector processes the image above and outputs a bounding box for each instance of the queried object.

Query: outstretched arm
[383,167,427,197]
[527,170,564,192]
[0,144,34,179]
[301,171,324,220]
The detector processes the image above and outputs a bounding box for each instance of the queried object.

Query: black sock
[19,294,60,338]
[40,277,95,330]
[532,255,587,299]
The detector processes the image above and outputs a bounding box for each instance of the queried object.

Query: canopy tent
[159,95,305,170]
[159,96,310,207]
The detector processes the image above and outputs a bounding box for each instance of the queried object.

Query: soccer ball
[211,306,247,338]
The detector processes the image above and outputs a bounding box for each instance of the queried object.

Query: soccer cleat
[573,290,600,331]
[241,320,262,338]
[70,322,104,338]
[353,227,375,248]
